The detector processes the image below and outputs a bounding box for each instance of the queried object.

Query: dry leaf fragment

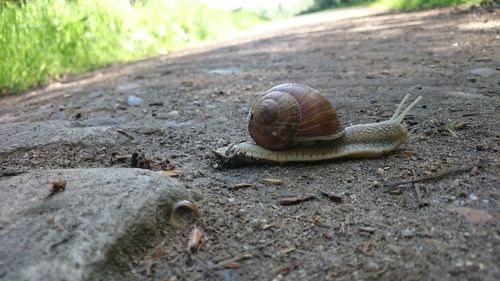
[449,207,492,224]
[224,261,240,269]
[145,245,165,275]
[279,194,315,206]
[47,180,66,198]
[52,180,66,190]
[261,178,283,185]
[402,150,417,157]
[113,154,131,162]
[187,227,203,254]
[358,241,375,256]
[279,266,291,274]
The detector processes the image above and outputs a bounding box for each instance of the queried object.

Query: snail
[213,83,422,165]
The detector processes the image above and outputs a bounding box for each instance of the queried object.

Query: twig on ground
[215,253,253,268]
[384,163,480,188]
[279,194,316,206]
[116,129,134,140]
[228,183,253,191]
[200,253,254,271]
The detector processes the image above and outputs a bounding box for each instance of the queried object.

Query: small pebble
[470,67,497,78]
[364,260,380,271]
[166,110,180,118]
[218,269,236,281]
[50,111,66,120]
[376,168,385,176]
[127,95,143,106]
[208,67,241,75]
[469,193,478,201]
[401,228,414,238]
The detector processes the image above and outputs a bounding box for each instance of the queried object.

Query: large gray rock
[0,120,127,153]
[0,168,191,281]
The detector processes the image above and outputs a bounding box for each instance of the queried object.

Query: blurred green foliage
[0,0,492,94]
[0,0,263,94]
[302,0,373,13]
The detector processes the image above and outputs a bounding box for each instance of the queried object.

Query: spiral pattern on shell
[247,83,344,150]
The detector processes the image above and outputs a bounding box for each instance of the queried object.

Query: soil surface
[1,6,499,281]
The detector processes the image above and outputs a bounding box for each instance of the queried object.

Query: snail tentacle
[392,95,423,124]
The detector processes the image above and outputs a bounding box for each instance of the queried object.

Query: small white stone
[401,228,414,238]
[469,193,478,201]
[376,168,385,176]
[166,110,180,117]
[127,95,143,106]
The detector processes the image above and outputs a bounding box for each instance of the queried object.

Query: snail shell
[247,83,344,150]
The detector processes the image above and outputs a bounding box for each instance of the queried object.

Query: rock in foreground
[0,168,191,281]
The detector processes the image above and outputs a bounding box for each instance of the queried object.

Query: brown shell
[247,83,344,150]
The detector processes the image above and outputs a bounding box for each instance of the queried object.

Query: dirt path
[1,6,499,281]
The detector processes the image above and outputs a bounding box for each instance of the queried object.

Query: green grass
[0,0,264,94]
[1,0,492,94]
[373,0,489,11]
[300,0,375,14]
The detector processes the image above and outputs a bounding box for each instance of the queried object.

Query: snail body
[214,84,422,165]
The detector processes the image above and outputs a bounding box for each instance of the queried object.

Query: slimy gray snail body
[214,83,422,166]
